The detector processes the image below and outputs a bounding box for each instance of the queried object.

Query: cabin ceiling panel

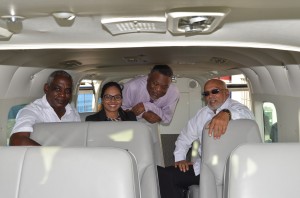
[251,67,277,94]
[286,65,300,97]
[5,67,43,98]
[1,18,300,52]
[3,21,300,53]
[0,66,81,99]
[266,66,291,96]
[240,68,263,94]
[28,69,58,98]
[0,66,18,98]
[1,0,300,19]
[243,65,300,97]
[263,50,297,65]
[229,48,288,66]
[0,0,300,54]
[0,47,298,69]
[0,47,300,84]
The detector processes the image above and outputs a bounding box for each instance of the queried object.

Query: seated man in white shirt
[9,70,81,146]
[157,79,255,198]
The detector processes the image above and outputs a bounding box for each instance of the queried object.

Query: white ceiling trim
[1,41,300,53]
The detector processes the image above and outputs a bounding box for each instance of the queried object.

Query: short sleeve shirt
[11,95,81,134]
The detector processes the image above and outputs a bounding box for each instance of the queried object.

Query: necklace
[106,113,121,121]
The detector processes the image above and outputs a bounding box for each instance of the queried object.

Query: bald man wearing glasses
[157,79,255,198]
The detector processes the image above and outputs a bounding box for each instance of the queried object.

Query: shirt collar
[42,94,72,115]
[216,97,230,113]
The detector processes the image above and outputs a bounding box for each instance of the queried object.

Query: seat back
[224,143,300,198]
[31,121,160,198]
[198,119,262,198]
[138,118,164,166]
[0,146,140,198]
[79,112,94,121]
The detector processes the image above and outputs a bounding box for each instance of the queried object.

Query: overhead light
[52,12,76,27]
[167,7,230,34]
[1,15,24,23]
[101,17,166,35]
[1,15,24,34]
[52,12,76,20]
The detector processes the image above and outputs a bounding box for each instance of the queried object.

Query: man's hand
[131,103,145,116]
[175,160,193,172]
[207,111,230,139]
[142,111,161,123]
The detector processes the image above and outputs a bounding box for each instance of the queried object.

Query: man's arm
[130,103,161,123]
[131,102,145,116]
[10,106,41,146]
[121,79,139,110]
[208,102,255,139]
[9,132,40,146]
[207,110,231,139]
[143,86,180,123]
[174,113,201,168]
[175,160,193,172]
[142,111,162,123]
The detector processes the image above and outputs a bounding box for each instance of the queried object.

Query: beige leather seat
[0,146,140,198]
[224,143,300,198]
[31,121,160,198]
[138,118,165,167]
[188,119,262,198]
[79,112,94,121]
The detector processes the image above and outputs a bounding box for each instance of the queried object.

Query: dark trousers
[157,165,200,198]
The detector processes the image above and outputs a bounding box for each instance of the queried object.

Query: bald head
[204,79,227,90]
[203,79,229,111]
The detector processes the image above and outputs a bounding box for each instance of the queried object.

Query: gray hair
[47,70,73,86]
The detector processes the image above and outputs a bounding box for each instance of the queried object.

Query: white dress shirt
[174,98,255,176]
[11,95,81,134]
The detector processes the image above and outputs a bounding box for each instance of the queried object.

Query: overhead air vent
[60,60,82,69]
[123,55,148,64]
[167,7,230,34]
[101,17,166,35]
[210,57,229,64]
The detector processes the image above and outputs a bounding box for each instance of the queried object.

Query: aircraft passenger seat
[31,121,160,198]
[188,119,262,198]
[0,146,140,198]
[138,118,165,167]
[79,112,94,121]
[224,143,300,198]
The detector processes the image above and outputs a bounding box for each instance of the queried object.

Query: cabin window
[220,74,252,110]
[77,79,101,113]
[263,102,278,142]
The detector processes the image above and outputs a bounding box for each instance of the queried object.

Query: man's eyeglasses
[103,94,122,101]
[202,88,223,97]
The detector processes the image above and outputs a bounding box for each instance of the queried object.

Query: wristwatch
[221,109,231,120]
